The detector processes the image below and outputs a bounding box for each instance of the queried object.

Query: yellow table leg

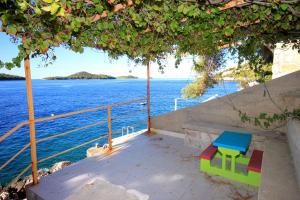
[218,147,240,172]
[222,153,226,170]
[231,156,236,172]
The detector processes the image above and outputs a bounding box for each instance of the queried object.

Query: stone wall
[183,127,267,153]
[287,119,300,188]
[151,70,300,135]
[272,42,300,79]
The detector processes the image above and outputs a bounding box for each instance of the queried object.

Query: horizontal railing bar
[0,143,30,171]
[1,98,145,143]
[34,105,107,123]
[1,97,147,184]
[0,121,106,171]
[38,135,107,164]
[9,163,31,186]
[0,121,29,142]
[111,98,146,107]
[0,106,106,143]
[111,109,147,121]
[36,121,106,143]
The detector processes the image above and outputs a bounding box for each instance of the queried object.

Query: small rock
[38,168,50,177]
[24,168,50,186]
[14,181,25,192]
[49,161,71,173]
[0,191,9,200]
[86,146,109,157]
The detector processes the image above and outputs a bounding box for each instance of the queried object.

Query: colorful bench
[248,149,263,173]
[200,144,264,187]
[200,145,217,160]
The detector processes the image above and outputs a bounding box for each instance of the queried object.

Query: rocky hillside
[44,71,116,80]
[0,73,25,80]
[117,75,138,79]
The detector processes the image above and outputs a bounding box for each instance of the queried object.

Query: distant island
[0,73,25,80]
[117,75,138,79]
[44,72,139,80]
[44,71,116,80]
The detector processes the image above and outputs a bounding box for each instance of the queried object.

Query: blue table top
[212,131,252,153]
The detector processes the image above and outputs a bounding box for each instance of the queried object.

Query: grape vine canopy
[0,0,299,70]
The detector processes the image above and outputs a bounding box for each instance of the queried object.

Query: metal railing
[0,98,147,186]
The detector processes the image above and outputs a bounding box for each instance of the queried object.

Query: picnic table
[199,131,264,187]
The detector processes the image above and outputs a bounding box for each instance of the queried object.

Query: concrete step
[258,138,300,200]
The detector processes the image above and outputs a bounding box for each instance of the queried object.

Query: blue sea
[0,79,239,185]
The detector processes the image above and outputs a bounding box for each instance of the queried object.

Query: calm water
[0,79,239,185]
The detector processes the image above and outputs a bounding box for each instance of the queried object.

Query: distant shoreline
[0,78,240,81]
[0,73,25,81]
[44,71,115,80]
[44,71,139,80]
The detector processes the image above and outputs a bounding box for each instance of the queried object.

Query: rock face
[86,146,109,158]
[0,191,9,200]
[24,168,50,186]
[184,129,218,150]
[49,161,72,173]
[272,42,300,79]
[2,161,71,200]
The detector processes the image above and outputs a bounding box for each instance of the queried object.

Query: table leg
[222,153,226,170]
[231,156,236,172]
[218,147,240,172]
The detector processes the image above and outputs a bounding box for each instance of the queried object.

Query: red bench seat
[200,145,218,160]
[248,149,264,173]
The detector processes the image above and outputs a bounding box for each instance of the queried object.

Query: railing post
[23,37,38,185]
[147,62,151,134]
[107,104,112,150]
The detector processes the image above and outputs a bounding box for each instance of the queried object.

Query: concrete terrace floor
[27,133,257,200]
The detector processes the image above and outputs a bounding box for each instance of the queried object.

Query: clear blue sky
[0,33,236,79]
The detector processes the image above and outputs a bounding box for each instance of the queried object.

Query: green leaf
[119,31,126,39]
[170,21,179,31]
[259,113,267,119]
[34,7,42,15]
[1,14,8,25]
[40,40,49,52]
[183,6,190,15]
[95,5,103,13]
[254,118,261,126]
[6,25,17,35]
[224,27,234,36]
[57,7,65,16]
[108,22,114,30]
[274,13,281,21]
[76,2,82,9]
[281,22,289,30]
[217,18,225,27]
[211,8,220,14]
[50,3,60,15]
[264,8,271,16]
[42,5,51,12]
[42,0,54,3]
[178,4,185,13]
[152,5,160,11]
[18,1,28,11]
[96,23,103,30]
[252,4,259,12]
[279,4,289,11]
